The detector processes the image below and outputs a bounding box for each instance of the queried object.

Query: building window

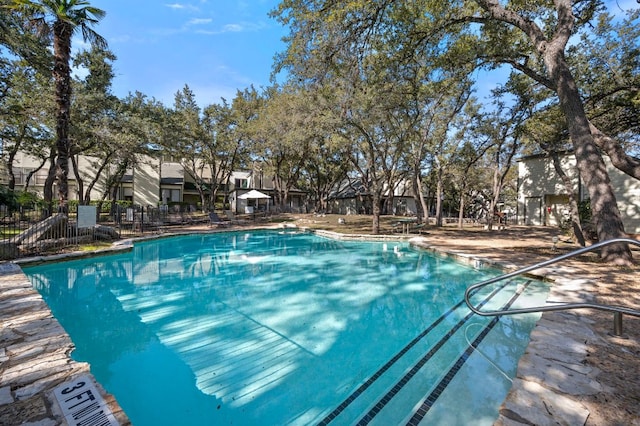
[12,168,28,185]
[161,189,181,204]
[35,172,48,185]
[235,178,248,189]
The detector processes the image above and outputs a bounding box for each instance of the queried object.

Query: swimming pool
[24,230,548,425]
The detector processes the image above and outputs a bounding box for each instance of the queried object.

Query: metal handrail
[464,238,640,328]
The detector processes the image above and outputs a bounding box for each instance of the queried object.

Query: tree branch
[589,121,640,180]
[474,0,549,54]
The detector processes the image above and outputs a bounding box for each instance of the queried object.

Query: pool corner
[0,262,131,426]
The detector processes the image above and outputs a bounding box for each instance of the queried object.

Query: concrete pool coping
[0,227,622,425]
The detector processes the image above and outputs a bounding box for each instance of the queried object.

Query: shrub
[0,186,18,211]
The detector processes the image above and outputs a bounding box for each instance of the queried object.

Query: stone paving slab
[497,379,590,426]
[0,262,130,426]
[492,280,602,426]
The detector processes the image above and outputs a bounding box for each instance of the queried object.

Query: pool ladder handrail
[464,238,640,336]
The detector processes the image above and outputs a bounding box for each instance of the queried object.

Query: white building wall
[75,155,109,200]
[12,152,56,199]
[134,157,160,206]
[518,155,579,196]
[518,154,640,233]
[9,152,163,206]
[607,159,640,233]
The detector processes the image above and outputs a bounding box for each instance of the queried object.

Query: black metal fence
[0,203,209,260]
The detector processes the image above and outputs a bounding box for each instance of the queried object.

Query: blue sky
[87,0,286,107]
[83,0,636,109]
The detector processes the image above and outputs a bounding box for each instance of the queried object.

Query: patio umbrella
[238,190,271,213]
[237,190,271,200]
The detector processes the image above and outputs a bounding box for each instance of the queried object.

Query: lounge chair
[225,210,250,225]
[209,212,229,227]
[411,223,429,235]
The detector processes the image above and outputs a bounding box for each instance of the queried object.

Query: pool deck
[0,224,637,425]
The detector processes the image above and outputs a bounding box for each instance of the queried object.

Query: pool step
[320,279,533,425]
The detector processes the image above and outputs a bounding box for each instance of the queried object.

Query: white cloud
[73,37,91,51]
[188,18,212,25]
[195,21,268,35]
[165,3,199,12]
[222,23,244,32]
[110,35,134,43]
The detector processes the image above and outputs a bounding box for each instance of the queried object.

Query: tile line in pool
[356,279,531,426]
[318,277,514,425]
[404,280,532,425]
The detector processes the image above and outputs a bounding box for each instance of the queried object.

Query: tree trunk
[371,191,381,235]
[473,0,632,263]
[547,51,631,263]
[71,155,84,205]
[53,20,73,214]
[422,184,431,223]
[435,169,443,227]
[23,158,46,192]
[548,151,586,246]
[589,122,640,180]
[486,197,496,231]
[457,191,465,229]
[84,158,112,205]
[282,191,290,213]
[211,188,218,211]
[487,158,503,231]
[412,171,426,223]
[110,185,119,213]
[5,127,23,191]
[384,191,395,216]
[43,153,57,216]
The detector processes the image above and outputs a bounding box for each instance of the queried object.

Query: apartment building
[3,151,306,213]
[517,152,640,234]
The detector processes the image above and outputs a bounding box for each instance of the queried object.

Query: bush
[0,186,18,212]
[15,191,40,209]
[579,199,591,223]
[91,200,132,212]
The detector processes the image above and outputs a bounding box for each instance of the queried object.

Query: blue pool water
[24,230,549,425]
